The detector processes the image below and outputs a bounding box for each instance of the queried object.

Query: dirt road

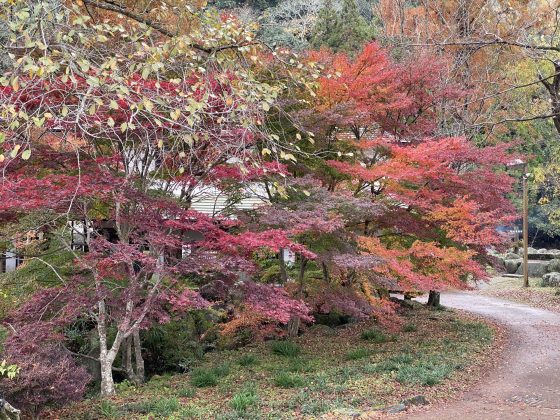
[408,292,560,419]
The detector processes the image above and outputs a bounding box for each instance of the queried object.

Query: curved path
[407,292,560,419]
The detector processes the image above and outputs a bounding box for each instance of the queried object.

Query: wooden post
[523,166,529,288]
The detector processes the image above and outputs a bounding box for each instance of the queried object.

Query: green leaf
[21,149,31,160]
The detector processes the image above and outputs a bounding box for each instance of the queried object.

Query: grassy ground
[477,276,560,313]
[50,304,497,419]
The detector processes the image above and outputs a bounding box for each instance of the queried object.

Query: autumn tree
[0,0,316,403]
[284,43,516,310]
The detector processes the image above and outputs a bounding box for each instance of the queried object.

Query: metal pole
[523,166,529,288]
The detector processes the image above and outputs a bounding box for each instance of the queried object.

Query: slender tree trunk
[132,329,145,385]
[287,315,300,337]
[122,337,134,381]
[321,261,329,283]
[278,249,288,283]
[427,290,440,307]
[297,258,308,298]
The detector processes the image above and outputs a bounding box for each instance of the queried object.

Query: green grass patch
[402,323,418,332]
[286,358,316,373]
[177,404,207,419]
[230,385,259,412]
[361,328,394,343]
[372,353,414,372]
[177,386,196,398]
[345,347,371,360]
[270,340,301,357]
[395,360,453,386]
[449,320,493,342]
[274,372,306,388]
[99,400,117,418]
[237,354,258,367]
[190,364,230,388]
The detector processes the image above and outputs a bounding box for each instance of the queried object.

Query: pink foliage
[241,281,313,324]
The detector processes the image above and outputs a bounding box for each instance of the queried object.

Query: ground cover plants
[50,304,496,419]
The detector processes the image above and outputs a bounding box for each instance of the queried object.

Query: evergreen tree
[310,0,374,54]
[310,0,339,50]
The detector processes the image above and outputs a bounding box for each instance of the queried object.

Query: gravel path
[407,292,560,419]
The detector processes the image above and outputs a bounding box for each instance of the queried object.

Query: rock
[548,259,560,273]
[516,260,550,277]
[505,252,520,260]
[528,247,537,253]
[539,248,549,253]
[402,395,428,407]
[505,259,522,274]
[384,403,407,414]
[542,272,560,287]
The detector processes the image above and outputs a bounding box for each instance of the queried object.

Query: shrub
[0,341,91,416]
[346,347,370,360]
[141,314,214,375]
[270,340,301,357]
[238,354,258,367]
[274,372,306,388]
[360,328,394,343]
[230,385,259,412]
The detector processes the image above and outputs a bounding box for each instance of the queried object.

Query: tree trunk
[132,329,145,385]
[278,249,288,283]
[0,398,20,420]
[287,315,300,338]
[297,257,308,298]
[122,337,134,381]
[97,299,119,397]
[100,356,116,397]
[427,290,440,307]
[321,261,329,283]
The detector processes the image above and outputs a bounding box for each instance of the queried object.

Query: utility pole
[523,165,529,288]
